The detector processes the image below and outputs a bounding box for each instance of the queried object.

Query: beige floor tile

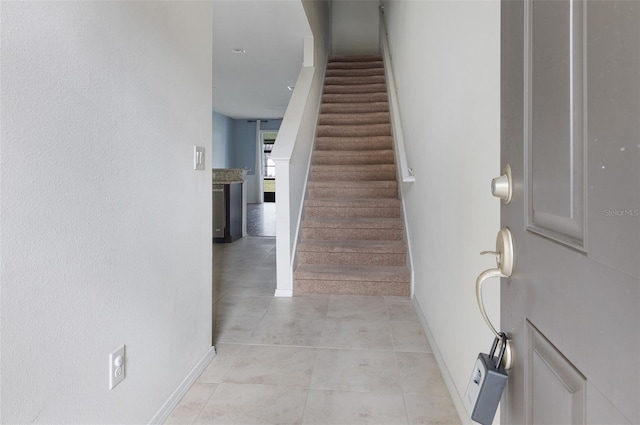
[194,383,307,425]
[396,352,449,396]
[221,285,275,297]
[265,296,329,319]
[187,236,460,425]
[404,394,461,425]
[213,316,262,344]
[249,316,325,347]
[310,349,402,393]
[198,343,317,387]
[386,300,420,322]
[327,295,389,321]
[164,382,218,425]
[216,270,276,285]
[302,390,409,425]
[213,295,273,318]
[390,321,432,352]
[320,319,393,350]
[219,280,276,297]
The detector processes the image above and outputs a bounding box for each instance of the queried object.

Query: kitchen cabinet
[213,182,242,243]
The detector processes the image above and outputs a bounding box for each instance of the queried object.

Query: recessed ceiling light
[287,85,295,91]
[231,48,246,54]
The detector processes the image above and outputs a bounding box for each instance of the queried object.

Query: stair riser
[323,93,388,103]
[312,155,395,166]
[320,103,389,114]
[318,114,390,126]
[317,124,391,138]
[307,187,398,199]
[324,84,387,95]
[305,206,401,219]
[315,139,393,151]
[294,280,410,296]
[301,227,404,241]
[324,75,386,85]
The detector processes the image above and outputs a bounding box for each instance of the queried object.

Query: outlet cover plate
[109,344,126,390]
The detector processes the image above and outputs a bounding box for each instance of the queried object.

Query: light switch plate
[194,146,205,170]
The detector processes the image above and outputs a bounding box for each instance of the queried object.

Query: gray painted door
[501,1,639,423]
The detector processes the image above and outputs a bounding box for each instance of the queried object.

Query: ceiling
[212,1,312,120]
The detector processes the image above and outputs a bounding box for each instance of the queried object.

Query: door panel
[528,0,585,245]
[501,1,639,423]
[527,321,586,424]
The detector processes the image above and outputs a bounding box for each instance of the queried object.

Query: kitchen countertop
[212,168,246,184]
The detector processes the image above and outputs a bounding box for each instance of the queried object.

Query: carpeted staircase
[293,55,411,297]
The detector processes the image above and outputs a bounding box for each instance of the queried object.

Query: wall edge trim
[412,297,473,425]
[147,346,216,425]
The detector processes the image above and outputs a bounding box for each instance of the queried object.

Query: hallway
[246,203,276,237]
[165,237,461,424]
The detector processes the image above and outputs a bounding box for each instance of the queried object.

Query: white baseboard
[274,288,293,297]
[148,346,216,425]
[412,297,472,425]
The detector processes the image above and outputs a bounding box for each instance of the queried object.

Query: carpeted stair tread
[301,218,405,242]
[307,180,398,199]
[304,198,401,208]
[310,166,396,182]
[295,264,410,283]
[325,68,385,78]
[294,280,410,296]
[315,136,393,151]
[320,102,389,114]
[311,163,396,173]
[325,75,386,86]
[312,150,394,165]
[317,123,391,137]
[302,217,405,229]
[307,188,397,200]
[304,199,401,219]
[300,219,405,242]
[308,180,398,189]
[323,83,388,95]
[323,92,388,104]
[329,55,383,62]
[318,112,390,126]
[327,61,383,70]
[297,240,406,266]
[298,239,406,253]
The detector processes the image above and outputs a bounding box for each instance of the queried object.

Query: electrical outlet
[109,345,126,390]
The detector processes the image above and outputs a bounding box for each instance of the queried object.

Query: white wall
[212,111,232,168]
[231,120,261,203]
[331,0,379,55]
[303,0,331,65]
[0,3,213,423]
[383,1,500,422]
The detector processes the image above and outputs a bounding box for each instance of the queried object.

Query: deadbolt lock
[491,164,512,204]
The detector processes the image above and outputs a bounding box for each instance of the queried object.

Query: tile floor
[165,237,461,425]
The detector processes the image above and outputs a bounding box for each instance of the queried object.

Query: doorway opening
[261,131,277,203]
